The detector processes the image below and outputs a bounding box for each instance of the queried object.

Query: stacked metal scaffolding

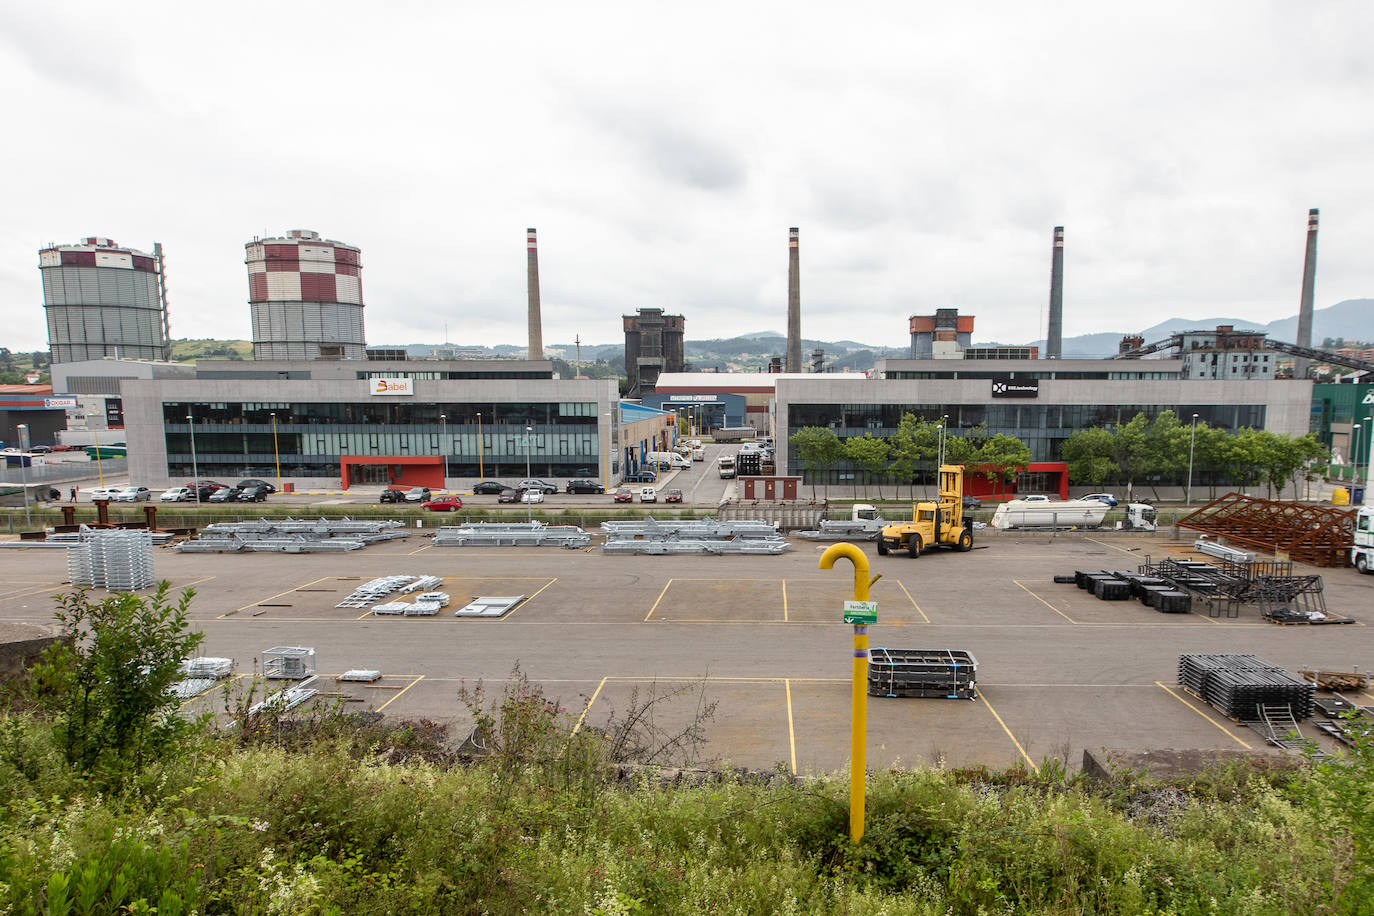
[433,522,590,548]
[1178,494,1356,567]
[67,527,155,590]
[177,518,410,553]
[262,646,317,680]
[1136,556,1344,622]
[795,517,887,541]
[170,656,235,700]
[1177,654,1313,721]
[336,576,420,608]
[868,648,978,699]
[600,517,791,555]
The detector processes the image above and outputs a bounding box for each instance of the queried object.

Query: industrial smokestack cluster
[1294,209,1319,379]
[786,227,801,373]
[1046,226,1064,360]
[526,227,543,360]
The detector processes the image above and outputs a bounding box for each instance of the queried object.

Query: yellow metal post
[819,542,878,843]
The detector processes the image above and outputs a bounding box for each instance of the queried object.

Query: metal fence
[0,459,124,485]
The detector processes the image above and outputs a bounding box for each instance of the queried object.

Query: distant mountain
[1020,299,1374,358]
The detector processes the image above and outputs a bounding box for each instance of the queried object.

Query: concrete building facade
[40,237,168,364]
[247,230,366,360]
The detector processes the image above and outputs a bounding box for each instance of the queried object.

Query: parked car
[521,489,545,504]
[472,481,506,495]
[962,495,982,511]
[188,480,225,501]
[1078,493,1119,507]
[379,488,407,504]
[422,496,463,511]
[28,445,52,454]
[664,488,683,503]
[403,487,432,503]
[612,487,634,503]
[640,487,658,503]
[236,485,270,502]
[623,470,657,483]
[208,486,241,503]
[113,486,152,502]
[1021,495,1050,503]
[236,478,277,494]
[159,487,192,502]
[517,478,558,495]
[88,487,121,500]
[497,487,519,503]
[566,479,605,494]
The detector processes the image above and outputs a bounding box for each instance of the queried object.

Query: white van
[647,451,691,470]
[640,487,658,503]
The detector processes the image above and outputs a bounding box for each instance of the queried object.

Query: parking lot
[2,530,1371,773]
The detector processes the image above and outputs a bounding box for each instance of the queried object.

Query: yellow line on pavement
[406,544,433,556]
[224,576,333,617]
[1085,537,1142,556]
[377,675,425,712]
[572,676,609,736]
[501,578,557,621]
[781,580,788,622]
[785,679,797,775]
[644,580,674,622]
[895,580,930,623]
[1155,682,1252,748]
[1013,579,1076,623]
[979,692,1034,768]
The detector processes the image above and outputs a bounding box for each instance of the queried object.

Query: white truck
[990,500,1157,531]
[718,454,736,479]
[647,451,691,470]
[1354,506,1374,574]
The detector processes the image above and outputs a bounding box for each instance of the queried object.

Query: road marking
[1084,537,1143,556]
[1013,579,1077,623]
[979,692,1035,768]
[406,544,433,556]
[223,575,333,618]
[781,579,788,622]
[644,580,674,622]
[895,580,930,623]
[181,575,217,590]
[376,675,425,712]
[572,676,609,736]
[501,578,557,620]
[1155,681,1252,748]
[0,583,65,601]
[785,679,797,775]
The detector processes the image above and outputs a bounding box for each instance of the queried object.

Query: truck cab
[1354,506,1374,574]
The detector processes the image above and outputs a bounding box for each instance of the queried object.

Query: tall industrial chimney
[526,227,543,360]
[1293,209,1319,379]
[1046,226,1064,359]
[786,227,801,372]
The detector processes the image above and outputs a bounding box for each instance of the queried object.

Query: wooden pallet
[1299,670,1371,691]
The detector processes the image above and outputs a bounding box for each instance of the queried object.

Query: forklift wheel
[907,535,921,558]
[957,530,973,552]
[877,540,889,556]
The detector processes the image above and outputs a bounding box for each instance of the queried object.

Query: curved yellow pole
[819,542,875,843]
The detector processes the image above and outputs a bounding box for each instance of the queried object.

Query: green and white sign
[843,600,878,625]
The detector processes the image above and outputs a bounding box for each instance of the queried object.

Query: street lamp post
[271,412,281,495]
[604,412,612,493]
[1187,414,1199,506]
[476,412,484,480]
[1354,424,1363,485]
[439,414,447,488]
[1363,416,1374,506]
[92,424,105,488]
[187,414,200,504]
[17,424,30,525]
[524,425,533,521]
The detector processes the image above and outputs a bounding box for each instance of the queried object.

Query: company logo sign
[370,377,414,396]
[991,377,1039,399]
[44,397,78,409]
[1363,391,1374,405]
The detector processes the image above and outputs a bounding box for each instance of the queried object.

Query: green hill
[169,338,253,361]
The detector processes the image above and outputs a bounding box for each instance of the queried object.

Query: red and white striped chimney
[527,228,543,360]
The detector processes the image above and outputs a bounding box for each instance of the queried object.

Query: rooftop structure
[40,237,169,364]
[246,230,365,360]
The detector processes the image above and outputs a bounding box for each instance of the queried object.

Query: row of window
[164,430,601,460]
[787,403,1265,434]
[882,370,1180,380]
[162,401,601,427]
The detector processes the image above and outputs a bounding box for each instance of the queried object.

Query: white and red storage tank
[246,229,366,360]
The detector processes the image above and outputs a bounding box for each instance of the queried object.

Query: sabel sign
[370,377,414,396]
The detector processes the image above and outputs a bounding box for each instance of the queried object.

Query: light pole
[187,414,200,504]
[92,424,105,488]
[476,412,484,480]
[1354,424,1363,484]
[439,414,447,489]
[1186,413,1199,506]
[603,411,612,492]
[524,425,533,521]
[271,412,281,494]
[1363,416,1374,506]
[17,424,30,525]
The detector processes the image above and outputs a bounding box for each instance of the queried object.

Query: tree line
[790,414,1031,499]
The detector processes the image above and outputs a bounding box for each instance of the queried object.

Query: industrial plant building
[40,237,170,364]
[247,230,366,360]
[623,308,685,396]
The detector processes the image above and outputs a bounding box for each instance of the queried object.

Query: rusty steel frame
[1176,492,1356,568]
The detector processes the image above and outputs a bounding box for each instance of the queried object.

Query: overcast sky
[2,2,1371,355]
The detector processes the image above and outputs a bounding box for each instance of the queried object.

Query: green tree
[1061,427,1118,486]
[35,582,203,782]
[790,426,844,500]
[888,413,938,499]
[843,433,892,499]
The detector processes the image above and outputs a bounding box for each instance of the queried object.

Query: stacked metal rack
[336,576,423,608]
[67,528,155,590]
[433,522,590,548]
[176,518,410,553]
[262,646,317,680]
[1177,653,1314,721]
[1137,556,1344,622]
[868,648,978,699]
[601,517,791,555]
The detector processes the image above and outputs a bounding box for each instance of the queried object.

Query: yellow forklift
[876,464,973,557]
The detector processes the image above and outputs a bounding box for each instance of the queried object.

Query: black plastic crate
[1093,579,1131,601]
[1154,590,1192,613]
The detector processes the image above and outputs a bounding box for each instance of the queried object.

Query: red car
[612,487,633,503]
[421,496,463,511]
[664,488,683,503]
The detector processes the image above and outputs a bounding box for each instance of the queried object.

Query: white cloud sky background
[1,2,1371,353]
